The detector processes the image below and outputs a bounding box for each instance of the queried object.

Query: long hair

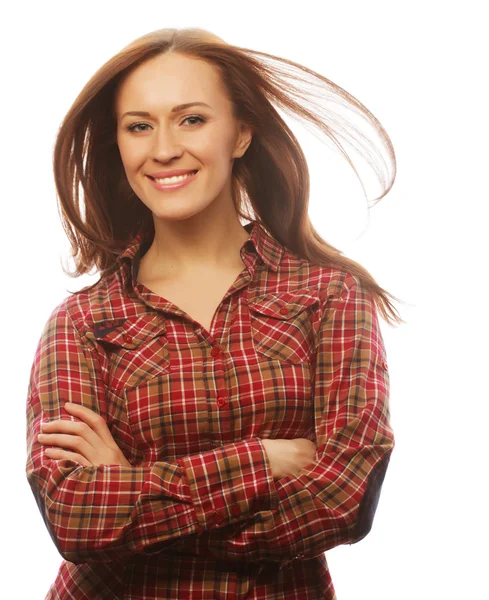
[53,27,405,326]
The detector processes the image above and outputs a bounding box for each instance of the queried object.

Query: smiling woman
[26,26,404,600]
[114,51,254,237]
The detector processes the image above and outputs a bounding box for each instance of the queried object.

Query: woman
[27,27,404,599]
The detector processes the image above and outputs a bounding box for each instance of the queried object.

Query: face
[115,52,253,222]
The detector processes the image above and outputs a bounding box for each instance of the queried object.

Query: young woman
[27,27,404,600]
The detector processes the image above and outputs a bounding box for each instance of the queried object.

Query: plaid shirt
[26,220,395,599]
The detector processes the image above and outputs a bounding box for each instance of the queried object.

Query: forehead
[115,53,228,113]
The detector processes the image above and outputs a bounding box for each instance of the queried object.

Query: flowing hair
[53,27,405,326]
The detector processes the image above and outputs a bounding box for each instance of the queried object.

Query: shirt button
[383,360,388,370]
[230,504,241,517]
[279,307,288,315]
[123,334,133,343]
[216,396,228,408]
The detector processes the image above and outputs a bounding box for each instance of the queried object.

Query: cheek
[117,136,145,172]
[197,127,235,163]
[119,147,141,172]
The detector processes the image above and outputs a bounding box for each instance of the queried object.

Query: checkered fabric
[26,219,395,599]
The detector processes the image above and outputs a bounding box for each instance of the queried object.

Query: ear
[232,123,254,159]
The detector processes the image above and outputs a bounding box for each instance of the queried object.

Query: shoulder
[56,271,131,336]
[282,251,359,305]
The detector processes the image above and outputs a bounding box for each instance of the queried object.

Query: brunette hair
[53,27,405,326]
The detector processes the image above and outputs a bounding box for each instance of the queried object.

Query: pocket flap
[85,313,166,349]
[248,289,319,320]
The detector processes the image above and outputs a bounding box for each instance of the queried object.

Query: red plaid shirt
[26,219,395,599]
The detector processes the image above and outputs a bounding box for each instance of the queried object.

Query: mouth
[146,170,200,191]
[147,170,199,182]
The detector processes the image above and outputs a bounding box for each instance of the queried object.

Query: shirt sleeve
[173,272,395,565]
[25,298,279,565]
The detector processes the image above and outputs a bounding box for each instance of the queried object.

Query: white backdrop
[3,1,487,598]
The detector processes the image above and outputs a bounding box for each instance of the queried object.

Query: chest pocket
[247,289,320,364]
[85,313,169,392]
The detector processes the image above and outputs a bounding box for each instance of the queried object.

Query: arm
[26,299,278,565]
[175,272,395,564]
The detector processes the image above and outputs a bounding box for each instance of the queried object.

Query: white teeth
[153,172,196,184]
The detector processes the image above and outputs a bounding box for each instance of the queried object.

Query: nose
[151,123,184,162]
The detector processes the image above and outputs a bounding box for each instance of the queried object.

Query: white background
[2,1,487,598]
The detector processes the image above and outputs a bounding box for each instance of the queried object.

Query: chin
[149,204,212,222]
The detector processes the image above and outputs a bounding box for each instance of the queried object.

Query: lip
[146,170,199,191]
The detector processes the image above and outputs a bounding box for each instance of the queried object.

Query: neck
[138,213,251,281]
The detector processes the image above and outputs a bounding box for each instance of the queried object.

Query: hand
[261,438,316,480]
[37,403,131,468]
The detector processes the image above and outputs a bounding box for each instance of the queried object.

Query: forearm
[169,428,394,564]
[27,422,274,562]
[163,273,396,565]
[26,300,279,564]
[28,404,277,564]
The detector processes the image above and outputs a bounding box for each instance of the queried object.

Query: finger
[44,447,92,467]
[38,433,96,463]
[63,403,117,447]
[41,419,101,449]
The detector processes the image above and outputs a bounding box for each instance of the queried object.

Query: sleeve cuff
[178,438,278,531]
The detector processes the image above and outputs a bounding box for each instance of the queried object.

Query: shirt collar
[117,220,284,290]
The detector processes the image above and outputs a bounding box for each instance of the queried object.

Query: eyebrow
[120,102,212,119]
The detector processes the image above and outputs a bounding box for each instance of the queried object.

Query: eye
[181,115,207,126]
[127,122,151,133]
[126,115,206,134]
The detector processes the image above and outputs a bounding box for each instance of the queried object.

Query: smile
[147,170,199,191]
